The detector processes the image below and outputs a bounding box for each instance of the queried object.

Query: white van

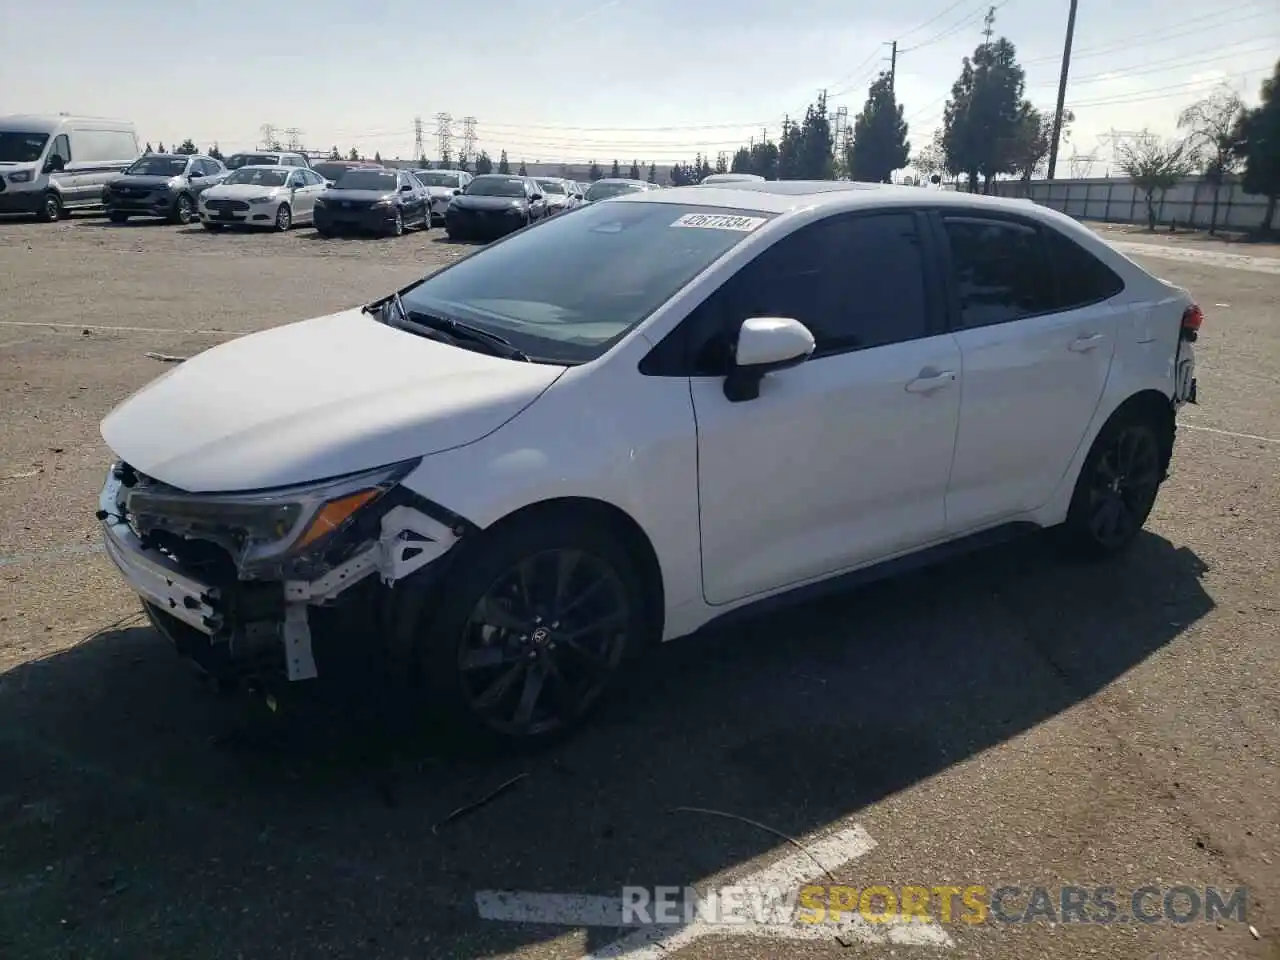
[0,115,141,222]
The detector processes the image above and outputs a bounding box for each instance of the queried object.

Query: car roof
[136,153,191,160]
[608,179,1055,217]
[591,177,648,185]
[0,114,134,133]
[230,150,299,157]
[231,164,307,172]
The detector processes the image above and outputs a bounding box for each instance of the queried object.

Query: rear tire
[1060,407,1168,560]
[405,511,651,751]
[37,191,62,223]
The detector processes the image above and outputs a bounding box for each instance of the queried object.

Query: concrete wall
[990,175,1278,232]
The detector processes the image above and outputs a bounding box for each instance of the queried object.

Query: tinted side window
[711,213,930,359]
[942,217,1056,329]
[1043,227,1125,309]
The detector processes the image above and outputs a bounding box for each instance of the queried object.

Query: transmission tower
[413,116,425,162]
[461,117,477,164]
[259,123,278,149]
[1068,152,1097,178]
[284,127,303,151]
[434,113,453,162]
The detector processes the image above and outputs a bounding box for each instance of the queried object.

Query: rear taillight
[1181,304,1203,342]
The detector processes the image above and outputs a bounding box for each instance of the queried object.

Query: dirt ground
[0,213,1277,960]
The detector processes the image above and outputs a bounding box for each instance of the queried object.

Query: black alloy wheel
[457,548,630,739]
[1084,422,1162,551]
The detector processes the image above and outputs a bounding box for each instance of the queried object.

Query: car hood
[111,174,180,189]
[204,182,286,201]
[323,188,397,203]
[100,308,566,493]
[453,195,527,211]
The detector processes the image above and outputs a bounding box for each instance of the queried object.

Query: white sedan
[95,181,1200,748]
[198,164,327,231]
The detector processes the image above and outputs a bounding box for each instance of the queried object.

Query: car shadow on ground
[0,531,1213,958]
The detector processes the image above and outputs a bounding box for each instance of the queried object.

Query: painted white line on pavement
[1107,239,1280,275]
[475,821,954,956]
[0,320,240,337]
[1179,421,1280,445]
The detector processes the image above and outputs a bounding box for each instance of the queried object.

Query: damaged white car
[97,182,1199,746]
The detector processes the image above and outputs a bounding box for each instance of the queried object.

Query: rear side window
[73,129,138,162]
[1043,227,1125,308]
[942,217,1056,329]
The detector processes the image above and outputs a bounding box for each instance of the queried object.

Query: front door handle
[1069,333,1105,352]
[905,369,957,394]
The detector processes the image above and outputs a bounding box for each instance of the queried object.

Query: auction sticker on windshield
[670,213,768,231]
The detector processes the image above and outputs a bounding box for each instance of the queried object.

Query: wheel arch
[475,496,666,643]
[1101,388,1177,471]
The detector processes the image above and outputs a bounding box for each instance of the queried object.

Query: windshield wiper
[402,310,530,361]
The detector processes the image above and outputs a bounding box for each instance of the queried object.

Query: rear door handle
[905,369,957,394]
[1069,333,1105,352]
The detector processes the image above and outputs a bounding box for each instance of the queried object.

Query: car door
[935,212,1121,533]
[187,158,212,197]
[686,210,961,605]
[44,133,80,204]
[405,172,428,221]
[287,170,314,220]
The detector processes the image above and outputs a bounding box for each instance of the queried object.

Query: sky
[1,0,1276,174]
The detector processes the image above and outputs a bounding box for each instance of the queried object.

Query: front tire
[108,211,129,224]
[387,208,404,237]
[411,513,648,749]
[170,193,194,225]
[1061,409,1167,559]
[274,203,292,232]
[37,191,62,223]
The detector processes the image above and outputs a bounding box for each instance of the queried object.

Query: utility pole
[1046,0,1079,181]
[888,40,897,95]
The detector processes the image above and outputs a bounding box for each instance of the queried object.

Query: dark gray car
[103,153,227,225]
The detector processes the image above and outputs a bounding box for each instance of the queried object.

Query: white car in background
[198,164,327,231]
[95,181,1200,749]
[700,172,765,185]
[535,177,583,215]
[414,168,473,224]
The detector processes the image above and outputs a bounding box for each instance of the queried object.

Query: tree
[848,70,910,182]
[647,162,657,183]
[374,151,382,164]
[1233,59,1280,235]
[207,143,224,161]
[610,159,621,178]
[796,92,835,179]
[474,150,493,174]
[498,150,510,174]
[156,142,167,153]
[589,161,604,181]
[327,146,340,160]
[912,130,945,184]
[942,11,1029,192]
[1178,87,1245,234]
[348,147,360,161]
[711,152,726,174]
[628,159,641,180]
[1115,130,1194,231]
[518,160,528,176]
[143,142,153,154]
[175,139,198,155]
[730,147,752,173]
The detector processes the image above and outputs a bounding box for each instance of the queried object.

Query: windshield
[224,168,289,187]
[0,132,50,163]
[585,180,644,202]
[536,180,566,195]
[226,154,279,169]
[334,170,398,191]
[312,162,356,181]
[398,202,775,363]
[125,156,188,177]
[417,171,461,187]
[465,176,527,198]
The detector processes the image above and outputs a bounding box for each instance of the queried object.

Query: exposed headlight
[9,170,35,183]
[246,194,275,204]
[120,459,421,573]
[372,198,392,207]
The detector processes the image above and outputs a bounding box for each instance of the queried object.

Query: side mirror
[400,184,413,192]
[723,317,815,403]
[452,188,462,196]
[44,155,65,174]
[530,193,543,201]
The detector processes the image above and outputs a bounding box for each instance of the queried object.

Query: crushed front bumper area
[98,464,469,686]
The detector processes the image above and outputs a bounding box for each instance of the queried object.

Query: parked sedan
[535,177,582,216]
[444,174,546,241]
[413,168,473,224]
[103,153,227,225]
[313,168,430,237]
[582,177,658,204]
[312,159,382,187]
[198,165,327,231]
